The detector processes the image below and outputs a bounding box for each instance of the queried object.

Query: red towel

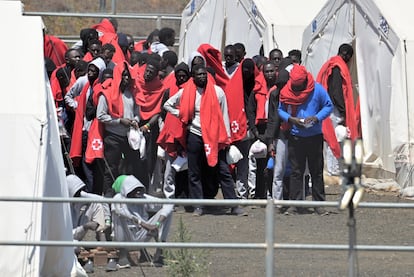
[179,75,230,166]
[157,75,187,157]
[197,44,229,89]
[317,55,358,158]
[135,70,165,121]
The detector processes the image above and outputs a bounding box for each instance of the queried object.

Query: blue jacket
[278,83,333,137]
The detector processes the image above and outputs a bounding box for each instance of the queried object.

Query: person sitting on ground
[66,174,111,273]
[108,175,173,270]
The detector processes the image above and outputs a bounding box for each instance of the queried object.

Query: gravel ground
[84,182,414,277]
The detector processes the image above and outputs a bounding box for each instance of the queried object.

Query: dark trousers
[187,133,237,208]
[254,156,268,199]
[233,139,251,186]
[81,131,105,195]
[142,123,160,184]
[288,134,325,201]
[103,131,148,197]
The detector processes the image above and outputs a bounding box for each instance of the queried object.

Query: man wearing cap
[278,64,333,215]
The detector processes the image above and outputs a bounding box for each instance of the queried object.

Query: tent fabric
[0,1,75,276]
[179,0,328,63]
[301,0,414,190]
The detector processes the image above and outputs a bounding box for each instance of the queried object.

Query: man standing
[96,62,142,197]
[222,44,239,77]
[164,64,245,216]
[278,65,333,215]
[317,43,358,176]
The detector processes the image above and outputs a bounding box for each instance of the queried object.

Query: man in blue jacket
[278,64,333,215]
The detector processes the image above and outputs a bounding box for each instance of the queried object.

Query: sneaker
[153,255,164,267]
[117,257,131,269]
[192,207,203,217]
[106,258,118,272]
[83,260,94,274]
[283,207,298,215]
[314,207,329,216]
[275,206,287,214]
[230,206,248,216]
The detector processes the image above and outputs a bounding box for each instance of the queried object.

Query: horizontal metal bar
[1,240,413,252]
[23,11,181,20]
[0,196,413,209]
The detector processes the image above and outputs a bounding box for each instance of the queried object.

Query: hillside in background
[23,0,187,44]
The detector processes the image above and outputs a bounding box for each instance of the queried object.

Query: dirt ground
[85,180,414,277]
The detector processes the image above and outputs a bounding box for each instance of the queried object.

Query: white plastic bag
[335,125,348,142]
[128,128,142,150]
[157,146,166,160]
[249,140,267,158]
[226,145,243,164]
[139,134,146,159]
[171,156,188,172]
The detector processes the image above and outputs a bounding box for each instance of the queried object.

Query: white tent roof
[179,0,327,62]
[0,1,75,275]
[301,0,414,189]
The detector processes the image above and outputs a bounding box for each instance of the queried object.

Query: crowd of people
[43,17,360,272]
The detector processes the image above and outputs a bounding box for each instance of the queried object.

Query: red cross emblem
[231,120,239,133]
[204,144,211,156]
[91,139,103,151]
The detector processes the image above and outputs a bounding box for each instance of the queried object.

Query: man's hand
[304,116,318,126]
[288,117,305,128]
[120,118,132,127]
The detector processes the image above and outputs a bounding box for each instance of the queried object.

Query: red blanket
[179,75,230,166]
[197,44,229,89]
[92,18,126,64]
[157,75,187,157]
[317,55,358,157]
[135,72,165,121]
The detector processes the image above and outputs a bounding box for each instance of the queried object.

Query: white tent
[178,0,327,62]
[0,1,77,276]
[301,0,414,191]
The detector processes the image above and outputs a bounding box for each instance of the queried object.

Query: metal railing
[23,11,182,45]
[1,196,414,277]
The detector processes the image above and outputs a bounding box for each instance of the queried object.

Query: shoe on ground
[231,206,248,216]
[153,255,164,267]
[117,257,131,269]
[314,207,330,216]
[192,207,203,217]
[106,258,118,272]
[83,260,94,274]
[284,207,298,215]
[275,206,287,214]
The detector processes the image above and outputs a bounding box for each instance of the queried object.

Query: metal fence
[1,196,414,277]
[23,11,182,45]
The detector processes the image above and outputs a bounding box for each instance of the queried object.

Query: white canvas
[0,1,75,275]
[301,0,414,190]
[179,0,328,62]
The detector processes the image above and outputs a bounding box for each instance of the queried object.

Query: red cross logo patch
[231,120,239,134]
[91,138,103,151]
[204,143,211,156]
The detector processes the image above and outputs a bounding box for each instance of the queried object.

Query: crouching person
[110,175,173,270]
[66,174,112,273]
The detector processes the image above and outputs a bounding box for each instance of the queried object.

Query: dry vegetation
[22,0,187,43]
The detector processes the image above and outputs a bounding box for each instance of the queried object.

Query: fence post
[265,199,275,277]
